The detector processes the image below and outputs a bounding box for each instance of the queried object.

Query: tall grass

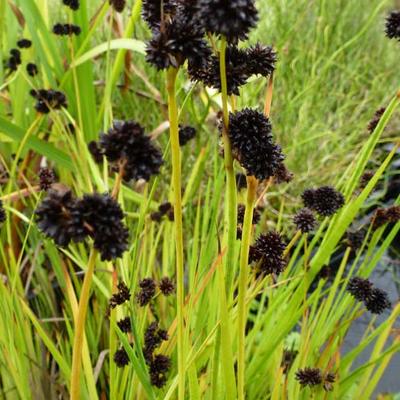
[0,0,399,399]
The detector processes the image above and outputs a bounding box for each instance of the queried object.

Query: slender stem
[264,72,274,117]
[166,67,185,400]
[237,176,258,400]
[70,249,98,400]
[219,38,238,297]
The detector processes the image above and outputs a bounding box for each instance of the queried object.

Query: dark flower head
[53,23,81,36]
[6,49,21,71]
[35,188,83,246]
[345,229,365,251]
[136,278,157,306]
[26,63,38,77]
[295,367,323,387]
[88,141,103,163]
[109,282,131,309]
[273,161,294,184]
[359,170,374,189]
[179,125,196,146]
[146,11,211,70]
[30,89,67,114]
[293,208,317,233]
[143,321,169,363]
[110,0,126,12]
[301,186,345,217]
[347,277,373,302]
[0,200,6,224]
[247,43,277,77]
[17,39,32,48]
[198,0,258,42]
[250,231,287,276]
[74,193,129,260]
[372,205,400,228]
[39,167,56,191]
[113,347,130,367]
[228,109,284,180]
[117,317,132,333]
[150,211,163,222]
[323,372,336,392]
[281,349,298,374]
[63,0,80,10]
[237,204,261,226]
[158,202,172,215]
[365,288,391,314]
[96,120,163,182]
[367,107,385,133]
[159,277,175,296]
[149,354,171,388]
[142,0,177,30]
[385,11,400,40]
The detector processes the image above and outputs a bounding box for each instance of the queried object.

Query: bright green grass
[0,0,399,399]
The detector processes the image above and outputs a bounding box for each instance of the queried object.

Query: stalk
[237,176,258,400]
[70,249,98,400]
[166,67,185,400]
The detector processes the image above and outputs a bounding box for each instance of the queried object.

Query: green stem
[166,67,185,400]
[237,176,258,400]
[70,249,98,400]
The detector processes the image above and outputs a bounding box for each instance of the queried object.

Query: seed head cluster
[273,161,294,184]
[17,39,32,49]
[345,229,365,251]
[114,347,130,367]
[293,208,317,233]
[159,277,175,296]
[30,89,67,114]
[117,317,132,333]
[301,186,345,217]
[91,120,163,183]
[63,0,79,10]
[35,189,129,260]
[53,23,81,36]
[385,11,400,41]
[249,231,287,276]
[39,167,56,191]
[227,109,284,180]
[109,282,131,310]
[367,107,385,133]
[6,49,21,72]
[26,63,38,77]
[347,277,391,314]
[151,202,174,222]
[295,368,336,391]
[136,278,157,306]
[179,125,197,146]
[372,205,400,228]
[109,0,126,12]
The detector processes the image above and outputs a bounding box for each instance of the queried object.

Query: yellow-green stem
[237,176,258,400]
[166,67,185,400]
[70,249,98,400]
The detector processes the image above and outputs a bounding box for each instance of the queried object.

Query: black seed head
[323,372,336,392]
[26,63,38,77]
[293,208,317,233]
[39,167,56,191]
[109,0,126,12]
[345,229,365,251]
[250,231,287,276]
[365,288,391,314]
[373,205,400,228]
[367,108,385,133]
[113,347,130,367]
[17,39,32,48]
[247,43,277,77]
[159,277,175,296]
[149,354,171,388]
[274,161,294,184]
[88,141,103,163]
[359,170,374,189]
[295,367,323,387]
[117,317,132,333]
[198,0,258,42]
[158,202,172,215]
[142,0,177,30]
[0,200,6,224]
[109,282,131,309]
[150,211,163,222]
[347,277,373,302]
[385,11,400,40]
[179,125,196,146]
[30,89,67,114]
[136,278,157,306]
[301,186,344,217]
[53,23,81,36]
[143,321,169,363]
[96,120,163,182]
[63,0,80,10]
[228,109,284,180]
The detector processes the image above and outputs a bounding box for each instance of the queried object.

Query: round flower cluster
[385,10,400,41]
[63,0,79,10]
[30,89,67,114]
[372,205,400,228]
[293,208,317,233]
[17,39,32,48]
[35,189,129,261]
[6,49,21,72]
[53,23,81,36]
[38,167,56,191]
[301,186,345,217]
[295,368,336,391]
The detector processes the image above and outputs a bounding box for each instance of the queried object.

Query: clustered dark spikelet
[281,349,298,374]
[39,167,56,191]
[136,278,157,306]
[36,189,129,260]
[92,120,163,183]
[30,89,67,113]
[179,125,196,146]
[159,277,175,296]
[274,161,294,184]
[26,63,38,77]
[113,347,130,367]
[301,186,345,217]
[146,8,211,71]
[367,108,385,133]
[347,277,391,314]
[17,39,32,49]
[117,317,132,333]
[53,23,81,36]
[295,367,322,387]
[227,109,284,180]
[249,231,287,276]
[247,43,277,77]
[0,200,6,225]
[6,49,21,71]
[149,354,172,388]
[359,170,374,189]
[109,0,126,12]
[372,205,400,228]
[345,229,365,251]
[109,282,131,309]
[151,201,174,222]
[198,0,258,42]
[63,0,80,10]
[385,10,400,41]
[293,208,317,233]
[142,0,176,30]
[88,141,103,163]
